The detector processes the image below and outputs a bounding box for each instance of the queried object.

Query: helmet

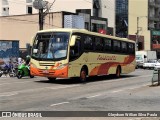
[26,55,30,60]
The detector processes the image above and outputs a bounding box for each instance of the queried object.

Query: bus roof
[37,28,135,43]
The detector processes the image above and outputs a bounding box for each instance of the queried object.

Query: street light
[136,16,147,51]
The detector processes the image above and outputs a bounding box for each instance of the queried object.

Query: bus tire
[48,77,56,82]
[115,66,121,78]
[80,68,87,83]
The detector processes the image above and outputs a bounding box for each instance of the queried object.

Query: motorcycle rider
[17,55,34,79]
[25,55,31,71]
[25,55,30,65]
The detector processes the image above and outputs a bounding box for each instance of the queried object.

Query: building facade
[1,0,160,55]
[115,0,128,38]
[0,11,107,48]
[0,0,113,32]
[129,0,160,57]
[0,0,93,16]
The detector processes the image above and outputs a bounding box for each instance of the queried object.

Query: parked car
[154,59,160,70]
[143,60,157,69]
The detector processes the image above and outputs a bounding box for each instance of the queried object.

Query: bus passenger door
[69,40,81,61]
[69,39,82,77]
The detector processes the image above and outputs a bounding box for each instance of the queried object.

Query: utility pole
[39,9,43,30]
[136,17,139,51]
[136,16,147,51]
[33,0,48,30]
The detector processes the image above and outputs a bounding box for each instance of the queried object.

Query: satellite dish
[33,0,47,9]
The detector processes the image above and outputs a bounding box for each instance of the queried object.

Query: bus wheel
[48,77,56,82]
[80,68,87,83]
[115,66,121,78]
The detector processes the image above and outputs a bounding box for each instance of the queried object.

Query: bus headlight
[53,64,68,70]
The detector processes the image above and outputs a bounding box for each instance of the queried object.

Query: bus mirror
[33,49,38,53]
[70,35,77,46]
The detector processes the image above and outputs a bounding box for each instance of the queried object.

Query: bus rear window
[128,43,135,54]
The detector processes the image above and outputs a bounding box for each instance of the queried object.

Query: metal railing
[152,68,160,86]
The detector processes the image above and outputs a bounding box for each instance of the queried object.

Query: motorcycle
[0,63,17,77]
[17,64,34,79]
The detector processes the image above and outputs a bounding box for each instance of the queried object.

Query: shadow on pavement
[35,74,139,85]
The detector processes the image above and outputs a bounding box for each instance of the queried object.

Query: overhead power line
[1,16,61,28]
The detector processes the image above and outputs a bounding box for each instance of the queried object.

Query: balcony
[26,0,32,3]
[149,1,156,7]
[2,7,9,16]
[149,15,160,22]
[155,0,160,4]
[149,1,160,8]
[155,4,160,8]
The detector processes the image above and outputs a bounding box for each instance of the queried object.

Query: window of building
[27,6,32,14]
[3,8,6,11]
[2,7,9,16]
[91,23,106,33]
[116,0,128,38]
[85,22,89,30]
[26,0,32,3]
[2,7,9,12]
[93,0,100,17]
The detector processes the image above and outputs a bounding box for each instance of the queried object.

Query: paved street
[0,69,160,119]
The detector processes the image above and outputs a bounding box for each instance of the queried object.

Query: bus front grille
[39,62,55,66]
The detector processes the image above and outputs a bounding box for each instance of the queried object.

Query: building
[0,0,113,33]
[0,11,107,48]
[129,0,160,57]
[115,0,128,38]
[1,0,160,55]
[0,0,33,16]
[0,0,93,16]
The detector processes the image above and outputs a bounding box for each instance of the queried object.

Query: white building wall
[0,12,63,48]
[48,0,93,14]
[0,0,115,29]
[0,1,2,16]
[99,0,115,28]
[129,0,150,50]
[0,0,93,16]
[0,0,115,36]
[9,1,27,15]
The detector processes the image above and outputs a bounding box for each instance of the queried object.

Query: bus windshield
[32,32,70,60]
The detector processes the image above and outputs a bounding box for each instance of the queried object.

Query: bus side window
[84,36,93,51]
[69,40,81,60]
[95,37,103,51]
[121,42,127,53]
[113,40,120,52]
[128,43,135,54]
[104,39,111,51]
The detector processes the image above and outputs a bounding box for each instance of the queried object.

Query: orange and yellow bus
[30,28,135,82]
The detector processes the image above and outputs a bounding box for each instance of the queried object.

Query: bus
[30,28,135,82]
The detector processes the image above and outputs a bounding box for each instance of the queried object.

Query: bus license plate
[43,70,49,73]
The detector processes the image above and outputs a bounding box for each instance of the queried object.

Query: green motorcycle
[17,64,34,79]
